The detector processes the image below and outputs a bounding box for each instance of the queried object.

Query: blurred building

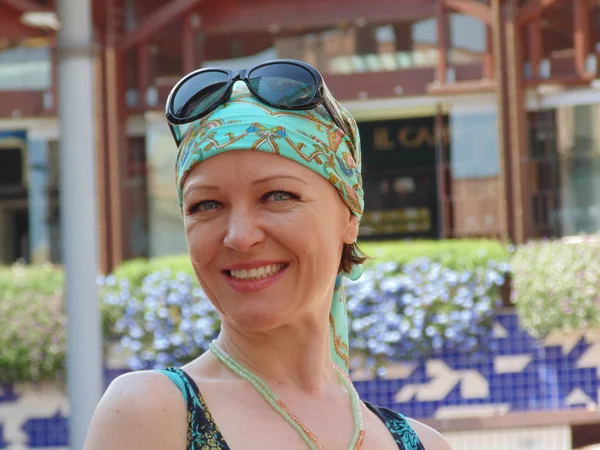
[3,1,600,447]
[1,1,600,267]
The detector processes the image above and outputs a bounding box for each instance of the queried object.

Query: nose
[222,207,265,252]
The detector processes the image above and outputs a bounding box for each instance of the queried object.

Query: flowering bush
[100,257,509,372]
[511,237,600,338]
[99,270,220,370]
[0,264,66,384]
[0,239,510,383]
[346,258,508,374]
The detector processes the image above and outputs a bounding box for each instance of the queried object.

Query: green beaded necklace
[208,340,365,449]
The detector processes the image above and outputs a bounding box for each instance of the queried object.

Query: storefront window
[358,116,441,239]
[531,106,600,236]
[0,132,57,265]
[0,131,28,264]
[0,39,51,91]
[123,137,150,259]
[46,137,151,265]
[445,103,504,239]
[448,13,487,66]
[146,120,188,257]
[357,107,503,241]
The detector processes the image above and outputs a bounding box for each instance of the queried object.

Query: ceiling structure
[0,0,598,268]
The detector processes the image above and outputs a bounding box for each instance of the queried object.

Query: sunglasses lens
[248,63,317,108]
[172,70,231,119]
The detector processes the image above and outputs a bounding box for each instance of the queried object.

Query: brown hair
[339,242,368,275]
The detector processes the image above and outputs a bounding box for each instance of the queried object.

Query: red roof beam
[518,0,565,26]
[443,0,491,24]
[200,0,436,35]
[118,0,205,51]
[0,0,50,13]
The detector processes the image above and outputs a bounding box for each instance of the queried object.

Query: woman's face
[181,151,359,333]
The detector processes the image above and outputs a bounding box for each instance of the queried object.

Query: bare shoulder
[84,370,188,450]
[407,417,453,450]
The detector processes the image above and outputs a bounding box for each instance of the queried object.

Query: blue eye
[271,192,292,201]
[200,200,220,210]
[189,200,221,214]
[265,191,299,202]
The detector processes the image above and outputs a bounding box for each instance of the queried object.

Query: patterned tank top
[157,367,425,450]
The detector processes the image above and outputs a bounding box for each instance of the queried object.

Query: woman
[84,60,451,450]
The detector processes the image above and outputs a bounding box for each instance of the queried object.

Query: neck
[213,317,338,395]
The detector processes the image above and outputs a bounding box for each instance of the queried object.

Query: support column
[574,0,590,77]
[435,104,449,238]
[105,47,128,269]
[528,17,542,81]
[104,0,128,269]
[484,25,494,80]
[182,16,197,74]
[504,0,530,243]
[56,0,103,448]
[393,22,412,52]
[137,42,150,108]
[490,0,510,242]
[436,0,449,85]
[50,39,58,113]
[355,23,379,55]
[95,39,111,274]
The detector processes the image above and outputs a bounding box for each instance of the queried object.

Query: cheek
[185,221,218,267]
[279,210,342,268]
[185,224,223,302]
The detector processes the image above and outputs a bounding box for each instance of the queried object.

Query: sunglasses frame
[165,59,350,146]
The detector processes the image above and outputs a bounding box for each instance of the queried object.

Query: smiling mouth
[226,263,288,281]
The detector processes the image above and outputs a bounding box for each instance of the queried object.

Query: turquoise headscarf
[175,82,364,372]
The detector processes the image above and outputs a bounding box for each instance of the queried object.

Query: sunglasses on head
[165,59,352,147]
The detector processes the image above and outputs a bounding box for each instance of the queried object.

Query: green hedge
[110,238,508,285]
[360,239,508,270]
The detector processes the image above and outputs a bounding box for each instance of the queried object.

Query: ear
[342,213,359,245]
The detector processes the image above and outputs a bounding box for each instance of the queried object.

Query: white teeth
[230,264,285,280]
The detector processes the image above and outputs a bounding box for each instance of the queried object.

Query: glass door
[440,100,506,239]
[358,115,441,240]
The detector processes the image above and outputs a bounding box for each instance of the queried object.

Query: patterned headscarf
[175,82,364,373]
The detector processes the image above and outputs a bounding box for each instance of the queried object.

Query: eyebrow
[183,174,308,198]
[251,175,308,186]
[183,182,219,199]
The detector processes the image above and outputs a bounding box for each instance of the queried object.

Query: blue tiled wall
[1,312,598,448]
[355,313,599,418]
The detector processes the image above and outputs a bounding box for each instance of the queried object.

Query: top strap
[155,367,201,407]
[364,402,425,450]
[156,367,230,449]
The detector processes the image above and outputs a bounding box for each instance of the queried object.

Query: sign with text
[360,208,432,237]
[358,117,442,239]
[358,116,449,171]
